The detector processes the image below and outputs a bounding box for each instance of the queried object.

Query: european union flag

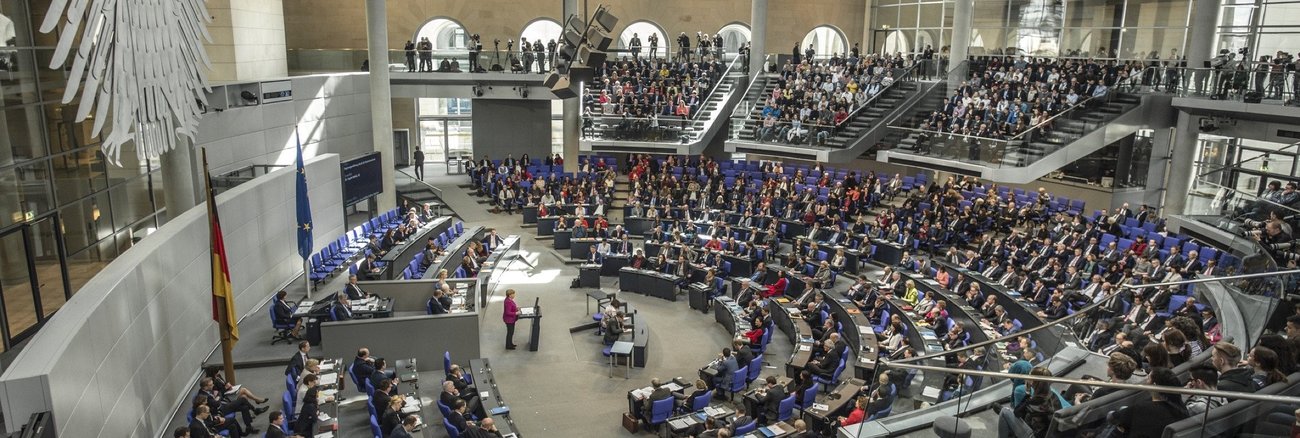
[295,130,313,260]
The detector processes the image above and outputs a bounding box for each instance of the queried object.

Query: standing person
[418,37,433,72]
[403,40,416,72]
[648,33,658,59]
[469,34,482,72]
[503,289,520,349]
[629,33,642,60]
[547,39,557,71]
[412,147,425,180]
[520,37,533,73]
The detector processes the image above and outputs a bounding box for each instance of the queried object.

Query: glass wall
[0,0,167,349]
[874,0,1192,59]
[1215,0,1300,65]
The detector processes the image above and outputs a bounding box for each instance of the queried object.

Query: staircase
[580,57,749,155]
[877,93,1164,184]
[727,66,932,162]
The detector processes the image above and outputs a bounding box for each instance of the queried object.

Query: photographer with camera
[468,34,482,72]
[520,38,533,73]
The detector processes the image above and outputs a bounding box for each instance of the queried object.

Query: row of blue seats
[398,221,467,280]
[307,208,407,284]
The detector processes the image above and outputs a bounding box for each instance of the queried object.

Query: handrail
[1006,95,1099,142]
[395,167,444,200]
[1194,140,1300,180]
[828,62,920,135]
[1132,268,1300,288]
[878,361,1300,405]
[889,125,1012,144]
[734,54,776,118]
[888,268,1295,366]
[691,55,743,122]
[1194,179,1300,218]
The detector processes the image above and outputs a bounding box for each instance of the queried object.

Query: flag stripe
[205,159,239,343]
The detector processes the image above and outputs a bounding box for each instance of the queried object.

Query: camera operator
[520,38,533,73]
[468,34,482,72]
[1270,51,1291,99]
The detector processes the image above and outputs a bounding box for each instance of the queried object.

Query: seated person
[271,290,302,338]
[441,380,486,419]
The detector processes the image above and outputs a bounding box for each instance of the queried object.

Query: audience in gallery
[753,50,912,145]
[584,56,726,121]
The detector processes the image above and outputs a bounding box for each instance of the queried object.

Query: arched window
[617,21,667,58]
[415,18,468,51]
[882,31,910,55]
[801,26,848,60]
[716,23,751,54]
[519,18,563,49]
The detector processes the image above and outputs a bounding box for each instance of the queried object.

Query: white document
[798,345,812,352]
[811,403,830,411]
[319,373,337,386]
[480,391,491,398]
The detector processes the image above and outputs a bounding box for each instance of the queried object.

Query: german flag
[204,152,239,344]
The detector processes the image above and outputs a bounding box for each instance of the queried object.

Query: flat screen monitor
[341,152,383,207]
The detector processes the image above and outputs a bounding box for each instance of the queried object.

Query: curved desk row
[643,241,757,279]
[422,226,485,279]
[929,260,1068,356]
[618,267,680,302]
[378,217,453,279]
[477,235,521,308]
[522,203,596,225]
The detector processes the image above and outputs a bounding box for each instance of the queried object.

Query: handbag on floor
[622,412,639,433]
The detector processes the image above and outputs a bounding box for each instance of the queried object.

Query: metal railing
[581,55,743,142]
[844,269,1291,437]
[736,62,920,148]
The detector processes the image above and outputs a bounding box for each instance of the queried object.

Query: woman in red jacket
[838,395,868,426]
[503,289,520,350]
[764,270,788,298]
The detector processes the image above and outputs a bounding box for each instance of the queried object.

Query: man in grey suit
[711,348,739,400]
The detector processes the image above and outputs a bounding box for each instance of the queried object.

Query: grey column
[1186,0,1220,94]
[1162,112,1199,215]
[366,0,397,211]
[160,139,198,216]
[947,0,974,88]
[749,0,767,76]
[562,0,579,172]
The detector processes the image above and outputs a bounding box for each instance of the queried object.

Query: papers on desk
[669,418,696,429]
[760,424,786,436]
[480,391,491,399]
[859,325,872,334]
[490,406,510,415]
[319,373,338,386]
[798,345,812,352]
[317,411,332,422]
[223,384,242,396]
[811,403,830,412]
[630,387,654,399]
[401,404,420,414]
[921,386,942,399]
[519,307,537,316]
[314,433,334,438]
[664,382,684,392]
[704,406,728,417]
[319,362,335,371]
[320,389,338,398]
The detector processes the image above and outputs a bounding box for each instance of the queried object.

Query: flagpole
[202,148,238,385]
[299,129,312,301]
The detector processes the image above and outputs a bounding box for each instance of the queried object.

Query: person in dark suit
[344,275,369,300]
[294,374,332,436]
[380,395,404,436]
[352,348,376,383]
[189,405,223,438]
[197,377,263,434]
[331,293,353,321]
[447,399,474,434]
[442,380,486,419]
[358,254,382,280]
[461,417,504,438]
[390,415,419,438]
[264,411,294,438]
[286,341,311,376]
[733,338,755,370]
[639,379,680,422]
[807,341,843,378]
[427,290,448,314]
[753,375,787,425]
[372,378,395,416]
[710,348,739,400]
[271,290,301,338]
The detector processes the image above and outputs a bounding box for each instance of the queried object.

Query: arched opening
[519,18,563,49]
[916,30,937,54]
[882,31,910,55]
[617,21,667,58]
[415,18,469,51]
[800,25,848,61]
[970,31,987,55]
[716,23,751,54]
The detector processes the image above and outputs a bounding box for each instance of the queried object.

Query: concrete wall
[0,155,345,438]
[208,0,289,81]
[198,74,374,176]
[283,0,868,55]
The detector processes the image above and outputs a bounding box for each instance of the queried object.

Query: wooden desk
[619,267,679,302]
[467,358,518,436]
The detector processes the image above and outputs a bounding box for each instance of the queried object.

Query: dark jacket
[1218,367,1258,393]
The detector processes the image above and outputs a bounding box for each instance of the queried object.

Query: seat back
[436,399,451,417]
[690,390,713,411]
[730,366,749,393]
[282,390,295,423]
[444,351,452,375]
[649,397,675,424]
[443,418,461,438]
[348,363,362,389]
[777,393,797,422]
[747,356,763,383]
[369,415,382,438]
[734,418,757,435]
[801,382,820,409]
[286,374,297,396]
